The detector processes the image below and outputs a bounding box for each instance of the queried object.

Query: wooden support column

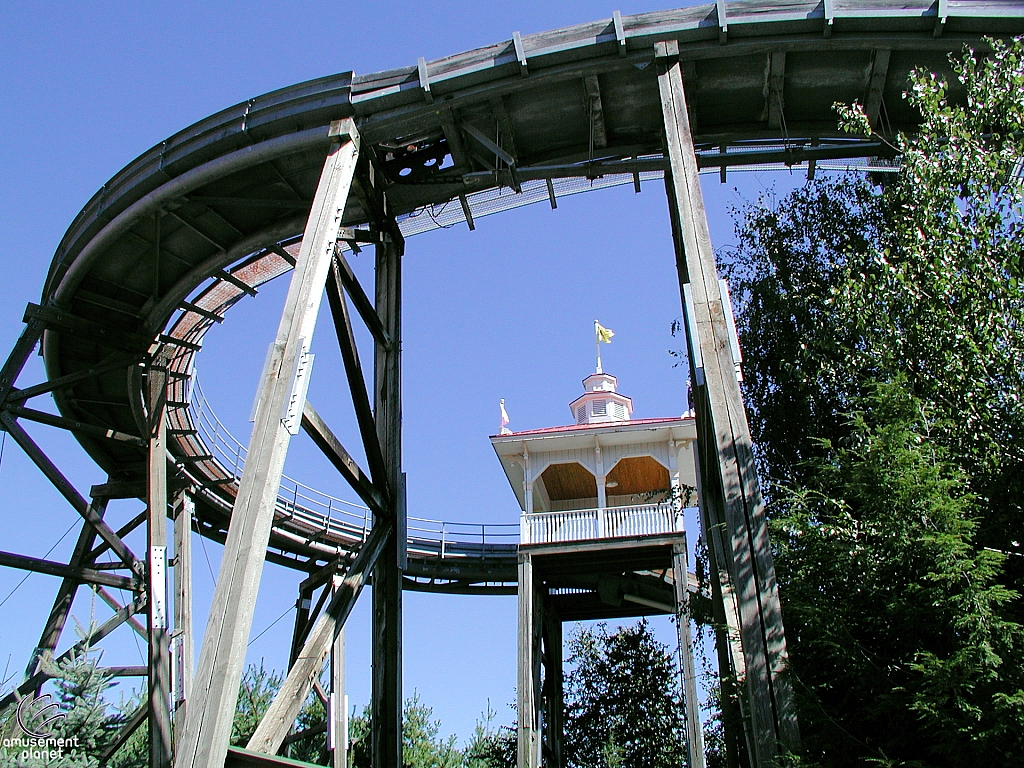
[27,497,107,679]
[147,360,172,768]
[174,119,360,768]
[542,600,563,768]
[172,489,194,736]
[331,580,347,768]
[517,552,539,768]
[371,231,404,768]
[673,543,707,768]
[656,41,799,767]
[248,521,389,755]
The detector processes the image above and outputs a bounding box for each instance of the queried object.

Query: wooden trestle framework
[3,3,1023,767]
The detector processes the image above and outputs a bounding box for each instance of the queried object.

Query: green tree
[348,694,462,768]
[724,35,1024,767]
[563,620,688,768]
[771,383,1024,765]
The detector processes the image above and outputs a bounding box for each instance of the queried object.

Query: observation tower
[491,369,704,767]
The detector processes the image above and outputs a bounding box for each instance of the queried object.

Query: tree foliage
[563,620,688,768]
[725,36,1024,767]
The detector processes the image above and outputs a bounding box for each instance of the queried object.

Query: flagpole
[594,319,602,373]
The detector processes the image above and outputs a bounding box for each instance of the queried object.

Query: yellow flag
[596,321,615,344]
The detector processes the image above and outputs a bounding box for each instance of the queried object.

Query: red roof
[491,416,691,438]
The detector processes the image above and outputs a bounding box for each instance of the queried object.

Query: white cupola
[568,372,633,426]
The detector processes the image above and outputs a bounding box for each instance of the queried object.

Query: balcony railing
[520,503,682,545]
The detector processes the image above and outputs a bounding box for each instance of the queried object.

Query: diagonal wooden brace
[246,519,391,755]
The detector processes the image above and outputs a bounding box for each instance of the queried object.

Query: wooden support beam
[165,209,231,253]
[332,250,390,349]
[517,553,539,768]
[417,57,433,104]
[327,256,390,489]
[173,119,360,768]
[185,196,311,211]
[0,550,134,590]
[23,303,153,353]
[459,195,475,231]
[173,490,194,735]
[765,52,786,130]
[512,31,529,76]
[0,315,43,405]
[217,269,258,297]
[864,49,891,128]
[612,11,627,55]
[268,244,298,267]
[99,698,148,767]
[439,107,470,172]
[934,0,947,36]
[463,122,516,168]
[4,404,145,446]
[656,40,799,766]
[673,544,707,768]
[0,412,141,573]
[0,594,147,713]
[96,586,150,641]
[148,362,173,768]
[490,96,522,191]
[5,351,141,405]
[716,0,729,43]
[246,521,390,755]
[27,502,106,678]
[331,614,346,768]
[301,400,386,516]
[372,233,404,768]
[584,75,608,150]
[541,601,563,768]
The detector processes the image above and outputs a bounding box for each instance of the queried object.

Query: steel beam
[657,40,798,767]
[173,118,360,768]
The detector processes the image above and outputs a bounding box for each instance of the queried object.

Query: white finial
[499,399,512,435]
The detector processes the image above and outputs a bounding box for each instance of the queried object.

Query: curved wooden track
[32,0,1024,589]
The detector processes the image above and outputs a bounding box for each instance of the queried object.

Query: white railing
[185,378,518,558]
[520,503,681,545]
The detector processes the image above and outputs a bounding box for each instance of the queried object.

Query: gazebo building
[490,370,707,768]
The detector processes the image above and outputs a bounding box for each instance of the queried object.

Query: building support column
[656,40,799,767]
[372,232,404,768]
[147,360,172,768]
[674,543,706,768]
[173,118,360,768]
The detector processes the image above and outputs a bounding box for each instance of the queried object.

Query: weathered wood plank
[173,119,360,768]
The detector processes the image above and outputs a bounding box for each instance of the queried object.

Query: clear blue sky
[0,0,806,744]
